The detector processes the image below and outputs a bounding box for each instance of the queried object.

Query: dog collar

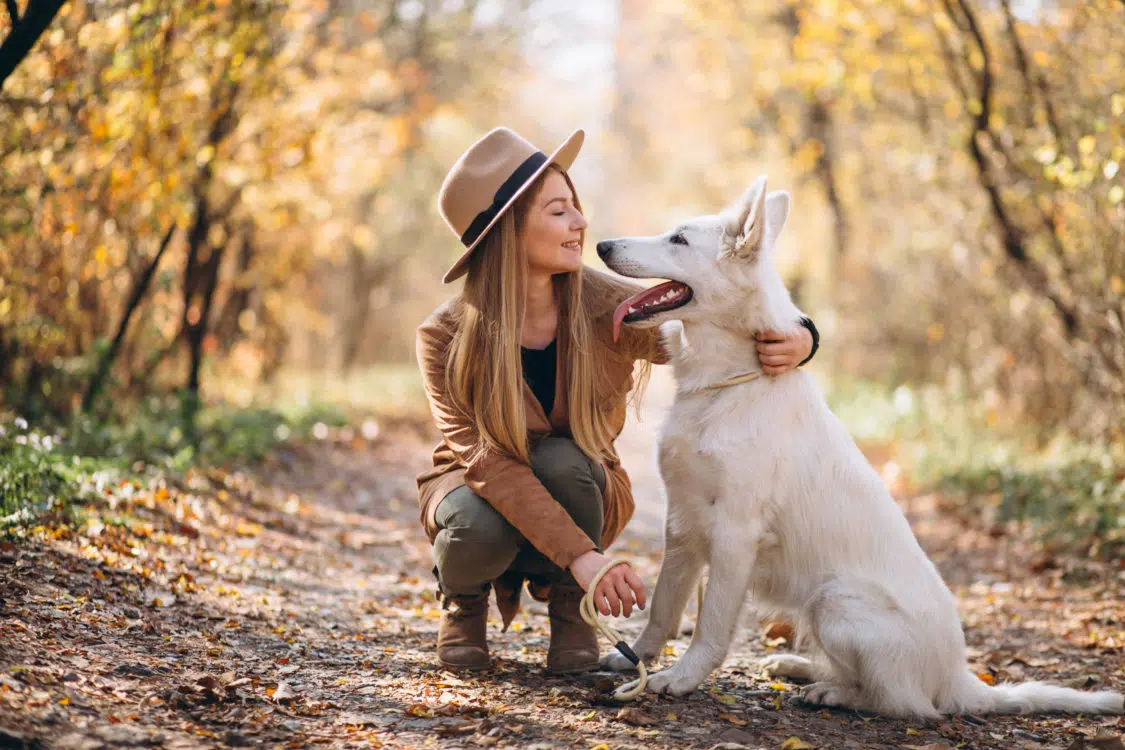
[688,369,764,393]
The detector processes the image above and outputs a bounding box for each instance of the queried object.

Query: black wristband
[797,317,820,367]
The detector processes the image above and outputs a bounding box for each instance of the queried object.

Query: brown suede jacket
[415,268,668,626]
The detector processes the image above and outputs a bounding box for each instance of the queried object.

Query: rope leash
[579,560,647,701]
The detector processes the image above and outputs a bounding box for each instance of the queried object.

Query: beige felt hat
[437,127,584,284]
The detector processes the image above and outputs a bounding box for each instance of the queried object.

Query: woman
[415,127,818,673]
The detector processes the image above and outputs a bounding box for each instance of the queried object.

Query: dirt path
[2,373,1124,749]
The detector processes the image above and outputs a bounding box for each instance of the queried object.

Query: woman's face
[521,169,588,276]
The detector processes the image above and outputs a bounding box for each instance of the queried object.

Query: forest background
[2,0,1124,554]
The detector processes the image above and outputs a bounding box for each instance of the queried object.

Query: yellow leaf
[780,738,813,750]
[59,697,70,706]
[578,710,597,721]
[1111,276,1124,296]
[665,712,678,721]
[1079,135,1097,155]
[906,727,920,735]
[768,682,789,692]
[590,745,610,750]
[977,671,995,685]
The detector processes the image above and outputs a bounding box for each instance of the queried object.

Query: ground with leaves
[2,384,1124,749]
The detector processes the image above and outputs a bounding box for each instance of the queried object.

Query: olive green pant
[433,437,607,597]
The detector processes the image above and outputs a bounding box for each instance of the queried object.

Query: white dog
[595,176,1123,718]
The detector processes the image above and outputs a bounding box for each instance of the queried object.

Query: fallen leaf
[615,707,657,726]
[780,738,812,750]
[1087,732,1125,750]
[976,671,995,685]
[719,713,748,726]
[765,620,795,641]
[272,681,295,703]
[578,710,597,721]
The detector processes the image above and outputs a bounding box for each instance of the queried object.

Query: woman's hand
[569,550,646,618]
[756,326,814,376]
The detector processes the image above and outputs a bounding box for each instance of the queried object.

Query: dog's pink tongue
[612,284,671,343]
[611,298,633,343]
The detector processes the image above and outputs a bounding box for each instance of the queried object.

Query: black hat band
[460,151,548,247]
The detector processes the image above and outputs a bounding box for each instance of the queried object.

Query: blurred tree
[617,0,1124,438]
[1,0,529,420]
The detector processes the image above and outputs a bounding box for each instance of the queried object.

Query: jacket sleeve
[416,321,598,571]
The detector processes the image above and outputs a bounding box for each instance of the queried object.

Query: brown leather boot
[546,582,600,674]
[437,590,491,670]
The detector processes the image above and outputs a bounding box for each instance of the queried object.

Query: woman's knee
[433,487,521,594]
[529,437,606,494]
[528,438,604,538]
[435,486,520,545]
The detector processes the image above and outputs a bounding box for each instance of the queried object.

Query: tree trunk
[83,224,177,412]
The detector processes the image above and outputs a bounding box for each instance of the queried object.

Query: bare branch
[946,0,1080,338]
[998,0,1062,142]
[0,0,67,89]
[5,0,20,25]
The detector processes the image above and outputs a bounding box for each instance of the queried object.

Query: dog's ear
[762,190,790,251]
[723,175,768,260]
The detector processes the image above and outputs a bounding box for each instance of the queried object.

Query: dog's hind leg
[802,579,940,719]
[643,522,759,696]
[601,524,705,672]
[759,653,821,682]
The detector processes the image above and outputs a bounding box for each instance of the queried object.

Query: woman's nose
[572,213,588,231]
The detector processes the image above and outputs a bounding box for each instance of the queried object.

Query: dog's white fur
[596,176,1124,718]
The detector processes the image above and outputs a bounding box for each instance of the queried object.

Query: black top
[521,339,557,417]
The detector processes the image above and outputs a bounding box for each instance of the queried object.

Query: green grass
[825,377,1125,557]
[0,392,350,537]
[2,363,428,538]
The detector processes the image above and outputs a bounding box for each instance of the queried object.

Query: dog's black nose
[596,240,613,258]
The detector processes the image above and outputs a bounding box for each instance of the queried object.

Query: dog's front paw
[600,642,656,672]
[599,650,638,672]
[646,666,703,697]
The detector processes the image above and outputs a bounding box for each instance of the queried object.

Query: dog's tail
[946,669,1123,715]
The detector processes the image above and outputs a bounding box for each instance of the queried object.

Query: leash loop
[579,560,648,700]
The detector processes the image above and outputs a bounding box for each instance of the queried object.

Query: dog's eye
[669,232,689,246]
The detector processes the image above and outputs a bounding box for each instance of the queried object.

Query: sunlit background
[2,0,1123,550]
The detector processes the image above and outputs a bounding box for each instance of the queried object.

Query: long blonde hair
[445,165,620,465]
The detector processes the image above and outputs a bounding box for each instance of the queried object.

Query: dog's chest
[656,397,756,505]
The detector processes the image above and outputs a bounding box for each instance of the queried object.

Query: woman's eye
[670,233,688,245]
[553,211,566,216]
